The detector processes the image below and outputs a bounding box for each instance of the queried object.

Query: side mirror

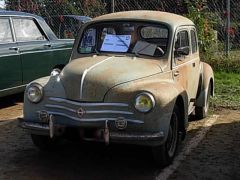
[175,46,190,56]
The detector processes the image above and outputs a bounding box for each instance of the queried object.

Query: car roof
[62,15,92,22]
[47,15,92,22]
[93,10,194,27]
[0,10,44,20]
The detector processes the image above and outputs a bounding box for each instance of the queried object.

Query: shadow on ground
[0,93,23,109]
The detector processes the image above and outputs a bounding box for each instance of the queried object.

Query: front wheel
[152,105,180,167]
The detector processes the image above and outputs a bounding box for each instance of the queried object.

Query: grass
[201,50,240,110]
[202,51,240,74]
[210,71,240,110]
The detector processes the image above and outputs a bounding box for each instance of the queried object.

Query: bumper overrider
[20,97,165,145]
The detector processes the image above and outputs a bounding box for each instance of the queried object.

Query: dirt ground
[0,94,239,180]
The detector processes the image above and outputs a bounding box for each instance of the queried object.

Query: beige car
[20,11,214,167]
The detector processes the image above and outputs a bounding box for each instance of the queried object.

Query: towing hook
[103,120,110,145]
[49,114,55,138]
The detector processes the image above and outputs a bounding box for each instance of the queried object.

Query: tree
[5,0,106,17]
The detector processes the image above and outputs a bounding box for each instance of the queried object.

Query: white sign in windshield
[100,34,131,52]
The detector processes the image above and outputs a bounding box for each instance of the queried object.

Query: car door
[172,28,198,114]
[12,17,54,84]
[0,17,22,91]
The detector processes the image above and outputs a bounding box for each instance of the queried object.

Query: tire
[31,134,58,151]
[195,83,211,120]
[152,105,180,167]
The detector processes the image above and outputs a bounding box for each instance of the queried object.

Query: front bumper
[19,119,165,146]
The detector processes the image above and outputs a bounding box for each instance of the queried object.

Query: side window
[191,30,198,53]
[0,18,13,43]
[79,28,96,53]
[174,30,190,59]
[13,18,46,42]
[175,31,189,50]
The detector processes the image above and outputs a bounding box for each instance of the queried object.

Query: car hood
[60,55,162,101]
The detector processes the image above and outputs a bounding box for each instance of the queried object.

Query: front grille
[42,97,143,124]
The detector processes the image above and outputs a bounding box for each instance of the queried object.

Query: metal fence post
[226,0,230,57]
[111,0,115,13]
[18,0,20,10]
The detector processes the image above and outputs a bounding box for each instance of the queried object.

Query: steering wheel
[156,46,165,55]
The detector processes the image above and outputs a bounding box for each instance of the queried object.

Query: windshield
[78,22,169,57]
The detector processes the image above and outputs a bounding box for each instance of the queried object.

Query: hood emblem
[77,107,85,118]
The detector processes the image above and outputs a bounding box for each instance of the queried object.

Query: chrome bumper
[19,119,164,144]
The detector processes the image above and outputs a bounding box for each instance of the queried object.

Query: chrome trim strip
[0,85,26,92]
[45,104,133,115]
[80,56,113,99]
[0,54,19,58]
[38,111,143,124]
[49,97,128,107]
[20,122,49,130]
[110,131,164,141]
[0,48,72,58]
[20,47,72,55]
[86,110,133,115]
[45,104,76,113]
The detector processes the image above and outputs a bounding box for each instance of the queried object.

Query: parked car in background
[20,11,214,167]
[0,10,74,97]
[45,15,91,39]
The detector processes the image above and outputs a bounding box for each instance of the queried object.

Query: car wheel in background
[195,83,212,120]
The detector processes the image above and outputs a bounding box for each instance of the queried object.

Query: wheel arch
[195,62,214,107]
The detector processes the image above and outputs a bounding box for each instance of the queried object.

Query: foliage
[203,52,240,73]
[5,0,106,17]
[185,0,217,56]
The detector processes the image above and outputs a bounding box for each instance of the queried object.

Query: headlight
[27,83,43,103]
[134,92,155,113]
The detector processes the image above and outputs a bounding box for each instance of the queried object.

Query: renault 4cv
[20,11,214,167]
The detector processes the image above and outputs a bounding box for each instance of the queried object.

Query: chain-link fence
[2,0,239,55]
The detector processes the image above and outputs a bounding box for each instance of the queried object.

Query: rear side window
[191,30,198,53]
[13,18,46,42]
[0,18,13,43]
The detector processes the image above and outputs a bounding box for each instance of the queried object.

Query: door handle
[9,47,19,51]
[192,62,196,67]
[174,71,180,77]
[44,43,52,47]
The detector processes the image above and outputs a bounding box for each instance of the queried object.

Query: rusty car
[20,11,214,167]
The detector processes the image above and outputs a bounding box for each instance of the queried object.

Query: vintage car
[0,10,74,97]
[20,11,214,167]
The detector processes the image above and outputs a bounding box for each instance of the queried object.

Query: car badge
[76,107,85,118]
[115,117,127,130]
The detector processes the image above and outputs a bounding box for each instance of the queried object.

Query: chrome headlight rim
[134,92,155,113]
[26,83,44,103]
